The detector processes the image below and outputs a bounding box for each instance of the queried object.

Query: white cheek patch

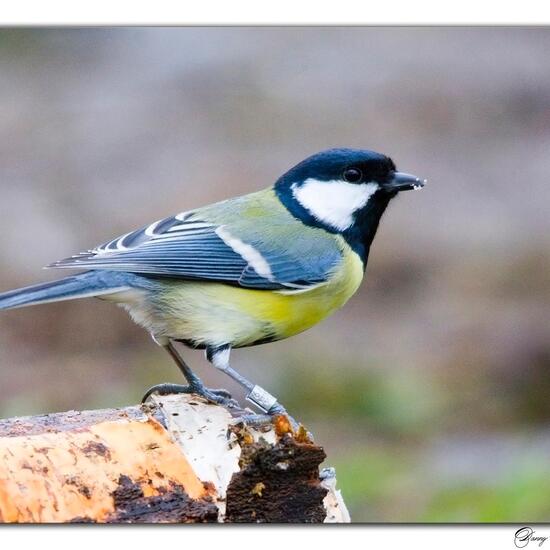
[292,179,379,231]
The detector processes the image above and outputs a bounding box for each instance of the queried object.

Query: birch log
[0,394,350,523]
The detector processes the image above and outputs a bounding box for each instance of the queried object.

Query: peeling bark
[225,435,328,523]
[105,474,218,523]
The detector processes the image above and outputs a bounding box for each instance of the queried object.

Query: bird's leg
[206,345,299,430]
[142,341,238,408]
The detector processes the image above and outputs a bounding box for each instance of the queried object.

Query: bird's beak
[384,171,426,192]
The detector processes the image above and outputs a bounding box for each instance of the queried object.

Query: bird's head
[275,148,425,260]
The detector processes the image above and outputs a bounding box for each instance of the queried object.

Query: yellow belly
[112,243,364,348]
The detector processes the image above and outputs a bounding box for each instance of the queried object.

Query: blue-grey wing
[49,212,342,291]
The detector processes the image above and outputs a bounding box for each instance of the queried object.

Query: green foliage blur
[0,28,549,522]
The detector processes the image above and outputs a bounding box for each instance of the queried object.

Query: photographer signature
[515,527,548,548]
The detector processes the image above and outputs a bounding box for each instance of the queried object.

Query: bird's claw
[141,383,193,403]
[204,388,233,399]
[232,403,301,433]
[199,387,240,409]
[141,382,239,409]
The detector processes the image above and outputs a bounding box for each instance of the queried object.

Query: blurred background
[0,27,549,522]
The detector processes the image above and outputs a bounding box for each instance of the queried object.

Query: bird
[0,148,425,421]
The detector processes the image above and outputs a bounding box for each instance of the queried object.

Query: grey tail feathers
[0,271,135,310]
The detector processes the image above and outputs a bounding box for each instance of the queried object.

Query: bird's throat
[343,192,392,266]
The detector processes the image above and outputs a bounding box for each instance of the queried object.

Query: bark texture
[0,394,350,523]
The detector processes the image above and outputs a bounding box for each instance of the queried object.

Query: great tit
[0,148,425,419]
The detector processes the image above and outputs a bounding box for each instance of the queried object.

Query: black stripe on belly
[175,331,279,351]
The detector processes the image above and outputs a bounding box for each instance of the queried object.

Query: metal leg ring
[246,385,279,413]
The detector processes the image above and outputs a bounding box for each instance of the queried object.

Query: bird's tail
[0,271,134,310]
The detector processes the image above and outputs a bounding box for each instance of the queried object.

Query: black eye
[343,168,362,183]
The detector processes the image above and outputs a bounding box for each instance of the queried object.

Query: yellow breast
[243,244,364,341]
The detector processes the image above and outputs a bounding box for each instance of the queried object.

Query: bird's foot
[236,385,299,431]
[141,382,240,409]
[235,394,300,433]
[142,383,192,403]
[232,411,302,437]
[199,386,241,409]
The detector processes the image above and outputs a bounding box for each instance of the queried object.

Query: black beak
[384,171,426,192]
